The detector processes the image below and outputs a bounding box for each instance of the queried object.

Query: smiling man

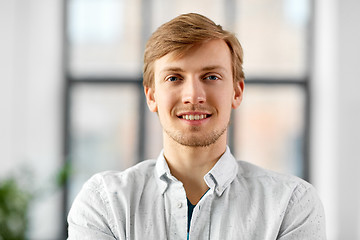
[68,13,326,240]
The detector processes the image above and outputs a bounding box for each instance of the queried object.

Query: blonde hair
[143,13,245,88]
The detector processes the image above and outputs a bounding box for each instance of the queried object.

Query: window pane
[236,0,310,79]
[233,85,306,177]
[150,0,229,32]
[67,84,140,208]
[68,0,142,78]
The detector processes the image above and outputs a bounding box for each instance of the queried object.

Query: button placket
[166,181,187,239]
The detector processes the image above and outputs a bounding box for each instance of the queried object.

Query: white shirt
[67,147,326,239]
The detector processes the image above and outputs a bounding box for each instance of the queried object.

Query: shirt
[67,147,326,240]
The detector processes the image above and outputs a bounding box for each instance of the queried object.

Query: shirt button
[177,202,183,208]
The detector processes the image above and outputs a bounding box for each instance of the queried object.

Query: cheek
[212,88,234,106]
[155,92,174,113]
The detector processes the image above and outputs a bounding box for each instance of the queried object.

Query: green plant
[0,162,72,240]
[0,176,32,240]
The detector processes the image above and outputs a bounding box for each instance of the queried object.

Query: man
[68,13,326,239]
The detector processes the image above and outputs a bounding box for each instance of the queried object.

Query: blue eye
[167,76,179,82]
[205,75,219,80]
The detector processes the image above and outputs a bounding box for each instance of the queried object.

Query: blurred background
[0,0,359,239]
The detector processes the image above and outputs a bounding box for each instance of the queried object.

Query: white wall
[312,0,360,239]
[336,0,360,238]
[0,0,64,239]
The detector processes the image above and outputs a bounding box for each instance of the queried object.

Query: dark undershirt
[187,198,196,232]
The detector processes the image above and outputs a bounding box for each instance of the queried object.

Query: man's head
[143,13,245,88]
[143,13,245,148]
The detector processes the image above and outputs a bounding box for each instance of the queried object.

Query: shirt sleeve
[67,176,117,240]
[277,182,326,240]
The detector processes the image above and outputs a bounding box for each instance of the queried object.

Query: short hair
[143,13,245,88]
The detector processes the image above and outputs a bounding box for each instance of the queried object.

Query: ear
[232,79,244,109]
[144,86,158,112]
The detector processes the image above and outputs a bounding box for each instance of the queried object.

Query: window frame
[61,0,313,237]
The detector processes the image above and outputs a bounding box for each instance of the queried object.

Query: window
[232,0,311,177]
[64,0,312,218]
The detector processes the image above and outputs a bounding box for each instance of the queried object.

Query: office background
[1,0,359,239]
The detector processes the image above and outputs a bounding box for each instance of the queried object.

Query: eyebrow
[160,65,227,74]
[160,67,185,74]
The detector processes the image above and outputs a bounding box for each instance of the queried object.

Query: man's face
[145,39,244,147]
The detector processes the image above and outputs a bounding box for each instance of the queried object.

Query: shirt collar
[204,146,239,196]
[155,146,239,196]
[155,149,173,194]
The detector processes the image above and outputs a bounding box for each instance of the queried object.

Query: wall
[312,0,360,239]
[0,0,64,239]
[337,0,360,238]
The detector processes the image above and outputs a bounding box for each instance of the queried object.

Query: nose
[181,77,206,104]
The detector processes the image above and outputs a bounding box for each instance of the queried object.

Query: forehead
[154,39,232,75]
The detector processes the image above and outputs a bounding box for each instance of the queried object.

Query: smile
[179,114,210,121]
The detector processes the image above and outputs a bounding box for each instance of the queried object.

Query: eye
[166,76,180,82]
[204,75,219,81]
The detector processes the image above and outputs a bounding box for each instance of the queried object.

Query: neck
[163,133,227,204]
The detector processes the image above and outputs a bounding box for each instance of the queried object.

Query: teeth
[181,114,207,120]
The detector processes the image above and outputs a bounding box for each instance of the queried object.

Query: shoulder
[235,160,328,238]
[235,160,325,226]
[236,160,316,198]
[83,159,158,193]
[68,159,160,238]
[237,160,310,184]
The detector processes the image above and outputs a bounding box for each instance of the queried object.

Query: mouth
[177,113,211,121]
